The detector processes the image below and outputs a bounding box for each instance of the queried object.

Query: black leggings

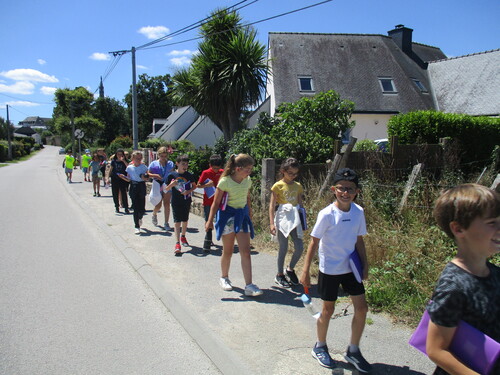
[111,177,129,210]
[129,182,146,228]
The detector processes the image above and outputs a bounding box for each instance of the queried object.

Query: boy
[197,154,223,253]
[427,184,499,375]
[300,168,371,373]
[81,149,92,182]
[63,149,75,183]
[166,155,197,256]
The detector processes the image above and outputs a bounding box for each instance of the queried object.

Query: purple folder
[203,179,216,199]
[349,248,363,283]
[298,206,307,230]
[219,191,228,211]
[409,309,500,374]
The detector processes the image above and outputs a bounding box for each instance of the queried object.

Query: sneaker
[151,214,158,226]
[125,208,130,214]
[285,268,299,285]
[275,274,291,288]
[174,243,182,256]
[135,228,141,235]
[311,344,335,369]
[97,193,101,197]
[244,283,263,297]
[115,208,120,213]
[164,223,172,231]
[219,277,233,291]
[344,348,372,373]
[180,235,189,247]
[93,192,97,197]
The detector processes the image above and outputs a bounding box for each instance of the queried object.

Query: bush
[0,141,7,162]
[108,135,133,155]
[354,139,378,151]
[387,111,500,167]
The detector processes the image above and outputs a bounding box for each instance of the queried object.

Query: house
[149,106,222,148]
[17,116,51,130]
[262,25,448,140]
[428,49,500,117]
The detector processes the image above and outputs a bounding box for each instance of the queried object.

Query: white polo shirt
[310,202,367,275]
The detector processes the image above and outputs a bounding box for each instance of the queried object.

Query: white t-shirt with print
[310,202,367,275]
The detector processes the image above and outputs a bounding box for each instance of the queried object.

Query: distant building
[17,116,51,130]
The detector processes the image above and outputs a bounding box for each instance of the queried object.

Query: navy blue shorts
[318,271,365,302]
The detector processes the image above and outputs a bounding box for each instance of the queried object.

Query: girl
[120,151,149,234]
[89,153,102,197]
[206,154,263,297]
[269,158,305,288]
[148,146,175,230]
[110,149,130,214]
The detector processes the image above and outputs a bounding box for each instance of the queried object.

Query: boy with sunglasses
[300,168,372,373]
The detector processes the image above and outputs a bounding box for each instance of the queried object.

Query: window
[298,76,314,92]
[412,79,428,93]
[378,78,397,93]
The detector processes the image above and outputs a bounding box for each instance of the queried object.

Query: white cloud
[37,59,46,65]
[4,100,40,108]
[138,25,169,39]
[0,69,58,83]
[0,81,35,95]
[170,56,192,66]
[40,86,57,95]
[90,52,111,61]
[168,49,194,56]
[137,65,148,70]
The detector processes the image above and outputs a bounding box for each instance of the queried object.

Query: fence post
[398,163,423,213]
[318,154,343,198]
[261,158,276,207]
[338,136,357,170]
[491,174,500,192]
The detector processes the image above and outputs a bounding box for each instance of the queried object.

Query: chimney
[388,24,413,54]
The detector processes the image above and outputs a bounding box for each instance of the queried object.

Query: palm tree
[173,9,268,141]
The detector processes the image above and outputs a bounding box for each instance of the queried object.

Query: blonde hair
[131,150,143,160]
[433,183,499,239]
[157,146,168,155]
[221,154,254,177]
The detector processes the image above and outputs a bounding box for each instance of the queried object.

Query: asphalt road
[0,148,221,374]
[1,146,437,375]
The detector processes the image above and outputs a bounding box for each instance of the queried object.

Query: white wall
[350,113,393,140]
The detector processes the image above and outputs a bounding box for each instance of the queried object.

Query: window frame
[298,76,314,92]
[378,77,397,94]
[412,78,428,93]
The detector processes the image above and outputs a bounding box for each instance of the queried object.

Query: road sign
[74,129,85,139]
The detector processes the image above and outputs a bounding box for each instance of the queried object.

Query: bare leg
[221,233,235,278]
[317,300,335,343]
[235,232,252,285]
[349,294,368,346]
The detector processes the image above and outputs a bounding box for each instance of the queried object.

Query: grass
[250,168,499,327]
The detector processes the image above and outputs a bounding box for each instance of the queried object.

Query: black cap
[333,168,358,185]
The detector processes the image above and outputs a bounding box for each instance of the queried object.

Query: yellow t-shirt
[217,175,252,209]
[65,155,75,169]
[81,154,92,168]
[271,180,303,206]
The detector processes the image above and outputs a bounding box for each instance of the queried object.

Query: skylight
[412,79,428,93]
[378,78,397,93]
[298,76,314,92]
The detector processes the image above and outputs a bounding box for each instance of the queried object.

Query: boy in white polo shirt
[300,168,372,373]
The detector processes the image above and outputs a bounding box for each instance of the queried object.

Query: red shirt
[198,167,223,206]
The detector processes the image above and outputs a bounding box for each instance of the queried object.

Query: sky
[1,0,499,126]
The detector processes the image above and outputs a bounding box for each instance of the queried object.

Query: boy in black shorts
[166,155,197,256]
[300,168,372,373]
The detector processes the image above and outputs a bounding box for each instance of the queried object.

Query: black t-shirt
[167,170,196,205]
[427,262,500,375]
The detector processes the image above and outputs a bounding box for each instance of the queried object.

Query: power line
[0,92,53,105]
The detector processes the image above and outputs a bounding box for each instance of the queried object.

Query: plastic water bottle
[301,293,321,320]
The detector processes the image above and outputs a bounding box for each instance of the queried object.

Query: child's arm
[300,236,320,288]
[119,173,130,182]
[355,236,369,280]
[269,191,277,235]
[140,171,150,181]
[205,188,224,231]
[426,322,479,375]
[182,181,197,196]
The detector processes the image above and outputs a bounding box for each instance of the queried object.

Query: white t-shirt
[310,202,367,275]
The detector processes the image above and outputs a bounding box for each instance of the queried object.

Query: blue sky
[1,0,499,126]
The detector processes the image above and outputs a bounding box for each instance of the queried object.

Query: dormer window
[298,76,314,92]
[378,77,397,93]
[412,79,428,93]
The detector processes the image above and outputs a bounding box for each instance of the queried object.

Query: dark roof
[428,49,500,116]
[267,32,446,113]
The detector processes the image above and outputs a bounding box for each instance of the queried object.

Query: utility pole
[70,102,75,154]
[6,104,12,160]
[131,47,139,150]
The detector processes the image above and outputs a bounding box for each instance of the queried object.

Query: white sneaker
[135,228,141,235]
[152,214,158,226]
[164,223,172,231]
[219,277,233,291]
[244,283,263,297]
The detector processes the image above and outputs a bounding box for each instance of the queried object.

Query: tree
[173,8,268,141]
[0,117,14,140]
[124,74,173,142]
[92,97,129,145]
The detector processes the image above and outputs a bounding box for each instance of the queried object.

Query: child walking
[148,146,175,230]
[165,154,197,256]
[426,184,499,375]
[81,149,92,182]
[269,157,305,287]
[121,151,149,234]
[300,168,371,372]
[206,154,263,297]
[110,149,130,214]
[63,149,75,183]
[89,153,102,197]
[197,154,224,253]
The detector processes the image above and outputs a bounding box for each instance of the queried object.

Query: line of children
[426,184,499,375]
[269,157,304,287]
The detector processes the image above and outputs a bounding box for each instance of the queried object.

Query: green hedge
[387,111,500,166]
